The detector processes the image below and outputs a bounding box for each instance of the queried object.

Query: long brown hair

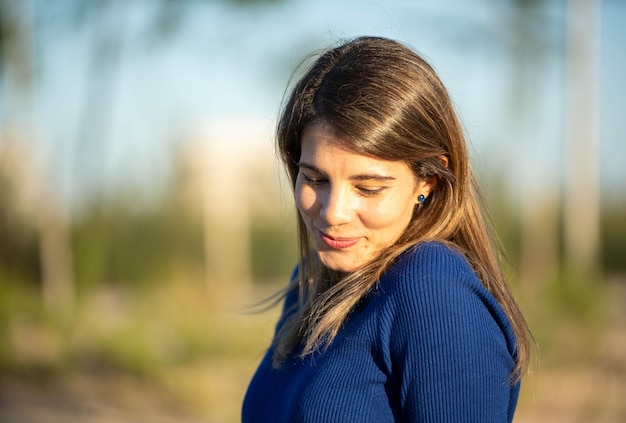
[273,36,532,380]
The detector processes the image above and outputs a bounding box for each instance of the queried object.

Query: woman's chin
[317,252,363,274]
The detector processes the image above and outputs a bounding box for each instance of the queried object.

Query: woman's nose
[319,186,354,225]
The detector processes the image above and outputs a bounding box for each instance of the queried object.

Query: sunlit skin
[296,122,435,273]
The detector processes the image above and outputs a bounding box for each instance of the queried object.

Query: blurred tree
[438,0,564,290]
[428,0,602,294]
[0,0,75,314]
[0,143,40,286]
[477,0,602,301]
[563,0,601,275]
[72,0,128,207]
[504,0,562,293]
[1,0,289,312]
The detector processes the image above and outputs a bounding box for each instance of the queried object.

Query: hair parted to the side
[272,36,533,380]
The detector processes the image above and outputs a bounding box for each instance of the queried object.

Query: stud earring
[418,194,426,204]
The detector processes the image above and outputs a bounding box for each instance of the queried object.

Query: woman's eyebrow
[350,174,396,181]
[298,161,396,181]
[298,162,325,175]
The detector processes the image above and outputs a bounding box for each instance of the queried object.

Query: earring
[418,194,426,204]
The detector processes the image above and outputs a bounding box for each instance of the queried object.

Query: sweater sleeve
[380,243,519,422]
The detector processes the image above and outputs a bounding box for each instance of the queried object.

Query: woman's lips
[319,231,360,249]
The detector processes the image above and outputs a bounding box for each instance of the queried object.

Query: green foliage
[0,178,40,288]
[69,317,162,378]
[601,208,626,273]
[72,195,205,290]
[528,265,609,368]
[0,276,65,376]
[0,278,30,370]
[250,218,297,283]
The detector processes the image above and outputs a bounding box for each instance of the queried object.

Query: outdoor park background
[0,0,625,422]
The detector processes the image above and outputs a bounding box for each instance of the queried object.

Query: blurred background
[0,0,624,422]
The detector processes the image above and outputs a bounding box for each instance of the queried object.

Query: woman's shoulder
[376,241,515,347]
[384,240,477,286]
[375,241,499,318]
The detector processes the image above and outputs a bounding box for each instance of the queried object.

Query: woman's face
[295,122,432,273]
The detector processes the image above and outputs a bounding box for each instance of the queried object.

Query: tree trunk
[563,0,601,273]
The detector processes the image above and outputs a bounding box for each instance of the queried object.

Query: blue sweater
[242,242,520,422]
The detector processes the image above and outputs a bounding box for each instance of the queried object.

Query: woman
[242,36,533,422]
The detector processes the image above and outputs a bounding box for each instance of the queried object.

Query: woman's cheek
[362,200,393,227]
[295,184,316,214]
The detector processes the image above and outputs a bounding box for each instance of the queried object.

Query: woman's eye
[301,173,326,187]
[357,186,385,197]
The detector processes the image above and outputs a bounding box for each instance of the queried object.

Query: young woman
[242,36,533,422]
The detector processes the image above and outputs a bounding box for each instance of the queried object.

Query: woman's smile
[318,231,362,250]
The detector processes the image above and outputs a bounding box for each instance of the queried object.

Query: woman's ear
[416,175,437,203]
[414,156,448,204]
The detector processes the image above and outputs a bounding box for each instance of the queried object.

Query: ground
[1,281,624,423]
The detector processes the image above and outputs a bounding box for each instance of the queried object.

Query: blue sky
[4,0,625,211]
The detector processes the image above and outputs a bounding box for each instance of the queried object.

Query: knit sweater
[242,242,520,422]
